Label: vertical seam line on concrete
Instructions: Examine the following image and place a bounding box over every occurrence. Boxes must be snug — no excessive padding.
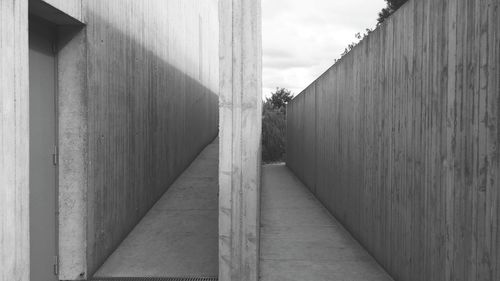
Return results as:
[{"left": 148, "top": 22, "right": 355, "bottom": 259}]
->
[{"left": 238, "top": 0, "right": 244, "bottom": 275}]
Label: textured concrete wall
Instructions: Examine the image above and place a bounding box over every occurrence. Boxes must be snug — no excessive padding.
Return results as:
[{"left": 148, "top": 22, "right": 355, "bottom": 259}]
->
[
  {"left": 1, "top": 0, "right": 219, "bottom": 280},
  {"left": 0, "top": 1, "right": 30, "bottom": 281},
  {"left": 57, "top": 25, "right": 88, "bottom": 280},
  {"left": 219, "top": 0, "right": 262, "bottom": 280},
  {"left": 287, "top": 0, "right": 500, "bottom": 280},
  {"left": 2, "top": 2, "right": 84, "bottom": 280},
  {"left": 84, "top": 0, "right": 219, "bottom": 276}
]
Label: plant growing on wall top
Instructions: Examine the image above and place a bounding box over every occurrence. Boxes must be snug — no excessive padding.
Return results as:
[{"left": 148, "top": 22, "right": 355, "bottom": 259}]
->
[
  {"left": 377, "top": 0, "right": 409, "bottom": 24},
  {"left": 334, "top": 0, "right": 409, "bottom": 63}
]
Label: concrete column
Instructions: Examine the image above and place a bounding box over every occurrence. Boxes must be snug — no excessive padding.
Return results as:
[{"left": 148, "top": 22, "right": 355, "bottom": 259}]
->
[
  {"left": 218, "top": 0, "right": 262, "bottom": 280},
  {"left": 0, "top": 1, "right": 30, "bottom": 281}
]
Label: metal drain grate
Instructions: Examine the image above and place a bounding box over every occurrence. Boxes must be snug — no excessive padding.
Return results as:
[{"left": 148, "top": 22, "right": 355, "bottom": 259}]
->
[{"left": 92, "top": 277, "right": 218, "bottom": 281}]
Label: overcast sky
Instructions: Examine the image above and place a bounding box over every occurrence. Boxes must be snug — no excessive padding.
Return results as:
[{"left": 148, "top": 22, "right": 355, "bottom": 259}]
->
[{"left": 262, "top": 0, "right": 387, "bottom": 98}]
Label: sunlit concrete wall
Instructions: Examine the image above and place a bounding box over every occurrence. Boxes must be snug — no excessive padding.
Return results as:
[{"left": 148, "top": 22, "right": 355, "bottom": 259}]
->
[
  {"left": 218, "top": 0, "right": 262, "bottom": 280},
  {"left": 0, "top": 1, "right": 30, "bottom": 281}
]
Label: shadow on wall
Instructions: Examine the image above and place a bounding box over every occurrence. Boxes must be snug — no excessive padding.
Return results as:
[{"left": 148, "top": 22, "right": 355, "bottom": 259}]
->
[{"left": 83, "top": 10, "right": 219, "bottom": 275}]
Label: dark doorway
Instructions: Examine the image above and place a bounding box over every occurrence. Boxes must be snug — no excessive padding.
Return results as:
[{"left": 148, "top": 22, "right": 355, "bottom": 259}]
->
[{"left": 29, "top": 17, "right": 58, "bottom": 281}]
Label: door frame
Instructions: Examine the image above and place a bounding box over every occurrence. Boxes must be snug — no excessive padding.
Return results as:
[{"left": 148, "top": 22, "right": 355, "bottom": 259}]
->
[{"left": 29, "top": 1, "right": 88, "bottom": 280}]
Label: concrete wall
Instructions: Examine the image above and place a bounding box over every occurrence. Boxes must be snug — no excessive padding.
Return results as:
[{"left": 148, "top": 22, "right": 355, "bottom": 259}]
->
[
  {"left": 84, "top": 0, "right": 219, "bottom": 276},
  {"left": 219, "top": 0, "right": 262, "bottom": 280},
  {"left": 57, "top": 25, "right": 88, "bottom": 280},
  {"left": 2, "top": 1, "right": 84, "bottom": 280},
  {"left": 2, "top": 0, "right": 218, "bottom": 280},
  {"left": 3, "top": 0, "right": 227, "bottom": 280},
  {"left": 287, "top": 0, "right": 500, "bottom": 280},
  {"left": 0, "top": 1, "right": 30, "bottom": 281}
]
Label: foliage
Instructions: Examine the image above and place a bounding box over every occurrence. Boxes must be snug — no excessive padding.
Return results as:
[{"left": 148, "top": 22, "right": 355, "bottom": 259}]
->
[
  {"left": 266, "top": 87, "right": 293, "bottom": 111},
  {"left": 334, "top": 0, "right": 408, "bottom": 63},
  {"left": 262, "top": 106, "right": 286, "bottom": 163},
  {"left": 377, "top": 0, "right": 409, "bottom": 24},
  {"left": 262, "top": 88, "right": 294, "bottom": 163}
]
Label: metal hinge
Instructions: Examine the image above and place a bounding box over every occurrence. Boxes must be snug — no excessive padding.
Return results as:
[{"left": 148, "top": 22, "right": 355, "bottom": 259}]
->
[
  {"left": 52, "top": 145, "right": 58, "bottom": 166},
  {"left": 53, "top": 255, "right": 59, "bottom": 276}
]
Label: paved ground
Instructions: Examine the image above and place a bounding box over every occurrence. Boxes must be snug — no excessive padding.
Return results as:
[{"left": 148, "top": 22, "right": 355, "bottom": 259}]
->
[
  {"left": 94, "top": 139, "right": 218, "bottom": 278},
  {"left": 260, "top": 164, "right": 394, "bottom": 281}
]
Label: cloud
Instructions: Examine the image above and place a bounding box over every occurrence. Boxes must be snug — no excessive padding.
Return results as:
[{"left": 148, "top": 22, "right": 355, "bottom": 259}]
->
[
  {"left": 264, "top": 57, "right": 313, "bottom": 70},
  {"left": 262, "top": 0, "right": 387, "bottom": 98}
]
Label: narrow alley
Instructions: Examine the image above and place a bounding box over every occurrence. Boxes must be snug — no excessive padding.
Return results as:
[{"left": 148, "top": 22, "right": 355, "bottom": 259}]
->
[
  {"left": 94, "top": 140, "right": 219, "bottom": 279},
  {"left": 260, "top": 164, "right": 393, "bottom": 281}
]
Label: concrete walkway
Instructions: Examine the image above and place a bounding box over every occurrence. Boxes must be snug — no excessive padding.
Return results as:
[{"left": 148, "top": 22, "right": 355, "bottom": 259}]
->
[
  {"left": 94, "top": 139, "right": 219, "bottom": 278},
  {"left": 260, "top": 164, "right": 393, "bottom": 281}
]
